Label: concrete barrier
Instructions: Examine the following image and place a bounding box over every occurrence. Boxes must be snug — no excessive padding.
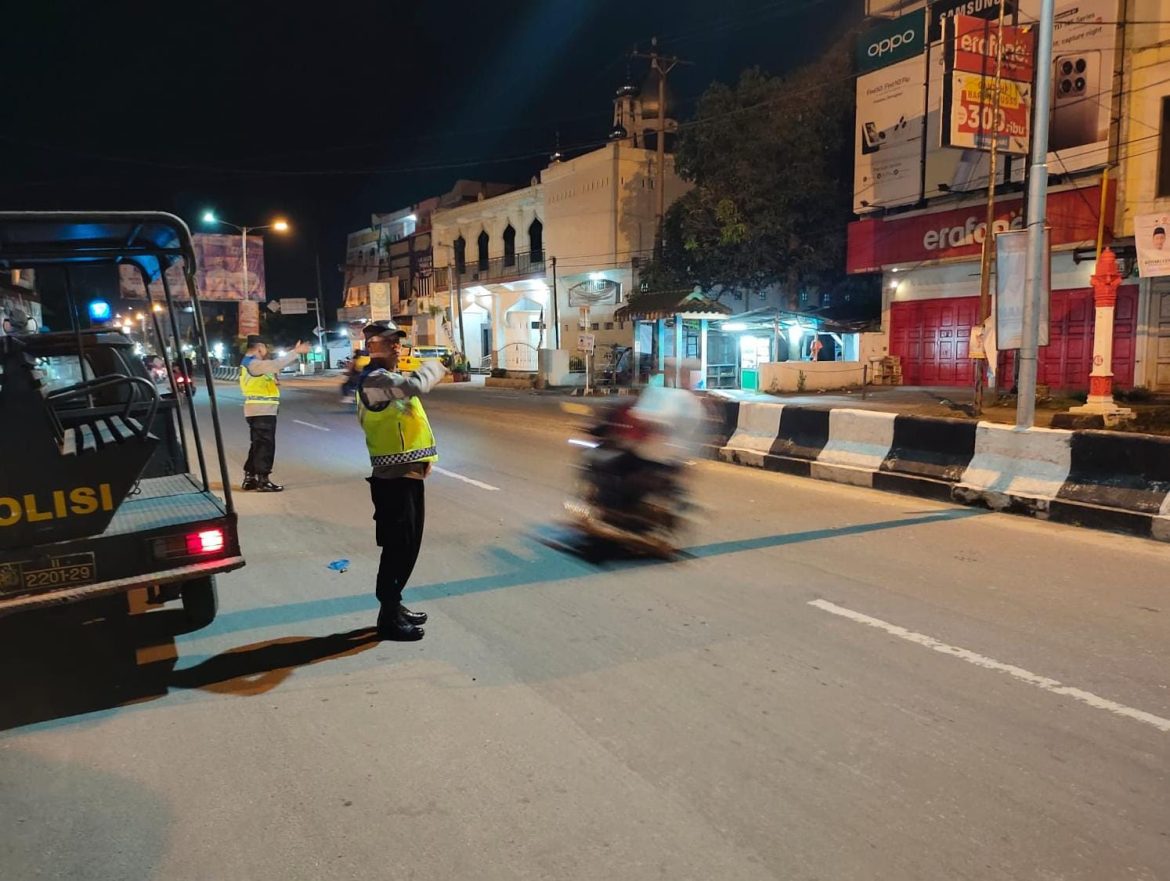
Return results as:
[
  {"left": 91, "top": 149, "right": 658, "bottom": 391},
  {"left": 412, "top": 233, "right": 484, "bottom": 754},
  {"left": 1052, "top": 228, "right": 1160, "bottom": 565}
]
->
[
  {"left": 954, "top": 424, "right": 1072, "bottom": 514},
  {"left": 876, "top": 415, "right": 977, "bottom": 500},
  {"left": 1050, "top": 431, "right": 1170, "bottom": 537},
  {"left": 771, "top": 407, "right": 831, "bottom": 467},
  {"left": 709, "top": 399, "right": 1170, "bottom": 544},
  {"left": 721, "top": 402, "right": 784, "bottom": 470},
  {"left": 812, "top": 409, "right": 896, "bottom": 487}
]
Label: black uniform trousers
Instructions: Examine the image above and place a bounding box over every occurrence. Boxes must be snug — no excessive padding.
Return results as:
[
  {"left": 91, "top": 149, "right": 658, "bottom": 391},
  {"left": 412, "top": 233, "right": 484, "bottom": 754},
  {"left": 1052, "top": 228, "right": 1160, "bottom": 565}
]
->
[
  {"left": 368, "top": 476, "right": 426, "bottom": 609},
  {"left": 244, "top": 415, "right": 277, "bottom": 476}
]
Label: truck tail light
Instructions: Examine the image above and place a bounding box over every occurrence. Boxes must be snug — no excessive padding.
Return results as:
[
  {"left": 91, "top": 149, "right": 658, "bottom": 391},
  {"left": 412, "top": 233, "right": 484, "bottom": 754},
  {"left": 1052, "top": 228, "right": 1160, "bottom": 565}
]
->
[{"left": 153, "top": 528, "right": 227, "bottom": 560}]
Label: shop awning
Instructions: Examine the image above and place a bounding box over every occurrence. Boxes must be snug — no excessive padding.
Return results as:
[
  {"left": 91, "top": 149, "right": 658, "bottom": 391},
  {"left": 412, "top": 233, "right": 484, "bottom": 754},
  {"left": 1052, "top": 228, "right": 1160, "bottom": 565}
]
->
[{"left": 615, "top": 290, "right": 731, "bottom": 322}]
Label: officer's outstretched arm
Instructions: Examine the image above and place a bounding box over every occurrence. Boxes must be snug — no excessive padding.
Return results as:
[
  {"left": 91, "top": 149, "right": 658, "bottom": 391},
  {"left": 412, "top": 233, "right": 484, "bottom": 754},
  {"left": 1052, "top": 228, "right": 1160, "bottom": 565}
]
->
[{"left": 359, "top": 361, "right": 446, "bottom": 407}]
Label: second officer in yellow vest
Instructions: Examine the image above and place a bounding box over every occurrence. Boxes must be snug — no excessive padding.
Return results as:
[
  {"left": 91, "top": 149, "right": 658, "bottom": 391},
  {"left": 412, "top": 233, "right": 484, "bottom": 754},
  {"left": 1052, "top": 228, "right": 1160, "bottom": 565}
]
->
[
  {"left": 357, "top": 321, "right": 447, "bottom": 641},
  {"left": 239, "top": 334, "right": 309, "bottom": 492}
]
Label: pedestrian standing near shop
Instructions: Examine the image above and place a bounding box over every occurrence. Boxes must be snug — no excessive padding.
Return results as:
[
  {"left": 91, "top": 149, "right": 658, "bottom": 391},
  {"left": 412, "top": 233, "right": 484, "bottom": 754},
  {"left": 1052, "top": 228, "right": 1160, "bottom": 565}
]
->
[
  {"left": 239, "top": 334, "right": 309, "bottom": 492},
  {"left": 356, "top": 321, "right": 446, "bottom": 641}
]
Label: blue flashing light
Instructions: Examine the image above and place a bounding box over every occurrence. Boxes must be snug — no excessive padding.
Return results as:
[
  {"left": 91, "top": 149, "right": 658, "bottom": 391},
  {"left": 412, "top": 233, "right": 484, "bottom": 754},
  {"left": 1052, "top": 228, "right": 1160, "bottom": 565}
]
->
[{"left": 88, "top": 299, "right": 111, "bottom": 322}]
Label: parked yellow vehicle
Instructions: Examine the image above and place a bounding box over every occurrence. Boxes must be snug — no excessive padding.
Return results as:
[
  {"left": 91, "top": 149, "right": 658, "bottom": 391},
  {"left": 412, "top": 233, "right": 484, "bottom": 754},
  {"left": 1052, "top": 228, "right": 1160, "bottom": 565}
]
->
[{"left": 397, "top": 345, "right": 452, "bottom": 375}]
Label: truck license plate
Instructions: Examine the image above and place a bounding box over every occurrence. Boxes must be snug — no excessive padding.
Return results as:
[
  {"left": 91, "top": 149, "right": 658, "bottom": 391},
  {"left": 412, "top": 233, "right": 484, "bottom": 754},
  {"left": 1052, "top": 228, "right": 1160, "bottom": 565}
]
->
[{"left": 0, "top": 553, "right": 97, "bottom": 593}]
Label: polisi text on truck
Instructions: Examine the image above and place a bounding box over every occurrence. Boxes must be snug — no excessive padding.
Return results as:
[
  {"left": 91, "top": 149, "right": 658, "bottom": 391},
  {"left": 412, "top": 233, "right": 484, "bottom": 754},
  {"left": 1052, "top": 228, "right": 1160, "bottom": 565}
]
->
[
  {"left": 868, "top": 28, "right": 918, "bottom": 58},
  {"left": 0, "top": 484, "right": 115, "bottom": 527}
]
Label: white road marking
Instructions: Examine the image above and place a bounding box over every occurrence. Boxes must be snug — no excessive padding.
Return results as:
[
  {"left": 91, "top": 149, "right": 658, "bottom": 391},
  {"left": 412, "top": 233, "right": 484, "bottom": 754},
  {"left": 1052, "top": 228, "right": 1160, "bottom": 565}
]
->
[
  {"left": 808, "top": 599, "right": 1170, "bottom": 734},
  {"left": 293, "top": 419, "right": 331, "bottom": 432},
  {"left": 433, "top": 466, "right": 499, "bottom": 491}
]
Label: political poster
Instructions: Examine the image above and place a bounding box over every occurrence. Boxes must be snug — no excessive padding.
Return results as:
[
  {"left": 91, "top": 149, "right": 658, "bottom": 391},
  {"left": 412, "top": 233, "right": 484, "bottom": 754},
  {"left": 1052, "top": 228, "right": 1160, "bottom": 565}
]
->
[
  {"left": 238, "top": 300, "right": 260, "bottom": 338},
  {"left": 1134, "top": 213, "right": 1170, "bottom": 278}
]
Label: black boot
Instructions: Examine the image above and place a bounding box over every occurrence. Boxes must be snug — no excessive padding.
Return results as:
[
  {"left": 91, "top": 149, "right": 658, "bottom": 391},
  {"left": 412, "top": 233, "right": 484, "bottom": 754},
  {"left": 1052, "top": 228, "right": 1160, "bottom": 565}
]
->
[
  {"left": 241, "top": 473, "right": 258, "bottom": 491},
  {"left": 377, "top": 611, "right": 424, "bottom": 641},
  {"left": 255, "top": 476, "right": 284, "bottom": 492},
  {"left": 399, "top": 604, "right": 427, "bottom": 625}
]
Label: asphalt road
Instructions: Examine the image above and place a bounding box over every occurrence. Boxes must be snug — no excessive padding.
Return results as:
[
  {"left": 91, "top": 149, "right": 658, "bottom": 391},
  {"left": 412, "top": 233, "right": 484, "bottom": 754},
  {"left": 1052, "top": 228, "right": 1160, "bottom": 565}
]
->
[{"left": 2, "top": 377, "right": 1168, "bottom": 881}]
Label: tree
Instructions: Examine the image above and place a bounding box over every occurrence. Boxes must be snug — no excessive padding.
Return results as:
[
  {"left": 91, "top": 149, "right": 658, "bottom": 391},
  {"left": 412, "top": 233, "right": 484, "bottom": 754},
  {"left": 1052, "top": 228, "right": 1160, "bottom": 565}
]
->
[{"left": 639, "top": 37, "right": 860, "bottom": 308}]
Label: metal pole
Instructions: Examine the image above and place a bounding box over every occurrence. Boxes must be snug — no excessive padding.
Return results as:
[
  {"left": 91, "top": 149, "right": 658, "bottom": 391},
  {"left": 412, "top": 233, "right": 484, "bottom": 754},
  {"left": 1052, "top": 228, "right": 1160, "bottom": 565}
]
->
[
  {"left": 550, "top": 255, "right": 560, "bottom": 349},
  {"left": 1095, "top": 166, "right": 1110, "bottom": 260},
  {"left": 1016, "top": 0, "right": 1055, "bottom": 430},
  {"left": 454, "top": 257, "right": 467, "bottom": 356},
  {"left": 241, "top": 227, "right": 249, "bottom": 308},
  {"left": 656, "top": 44, "right": 666, "bottom": 252},
  {"left": 974, "top": 1, "right": 1009, "bottom": 416}
]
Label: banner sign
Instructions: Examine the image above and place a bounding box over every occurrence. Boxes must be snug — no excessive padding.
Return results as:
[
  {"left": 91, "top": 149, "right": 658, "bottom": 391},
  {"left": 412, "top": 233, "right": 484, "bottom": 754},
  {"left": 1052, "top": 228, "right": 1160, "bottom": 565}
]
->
[
  {"left": 118, "top": 233, "right": 266, "bottom": 301},
  {"left": 1134, "top": 213, "right": 1170, "bottom": 278},
  {"left": 944, "top": 72, "right": 1032, "bottom": 153},
  {"left": 942, "top": 16, "right": 1034, "bottom": 155},
  {"left": 995, "top": 227, "right": 1050, "bottom": 349},
  {"left": 238, "top": 300, "right": 260, "bottom": 338},
  {"left": 567, "top": 278, "right": 621, "bottom": 307},
  {"left": 853, "top": 55, "right": 926, "bottom": 213},
  {"left": 856, "top": 15, "right": 926, "bottom": 74}
]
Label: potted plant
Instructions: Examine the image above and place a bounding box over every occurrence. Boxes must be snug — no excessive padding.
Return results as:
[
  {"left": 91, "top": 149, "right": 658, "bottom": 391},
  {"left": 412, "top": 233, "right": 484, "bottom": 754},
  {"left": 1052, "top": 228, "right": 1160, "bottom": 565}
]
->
[{"left": 451, "top": 354, "right": 471, "bottom": 382}]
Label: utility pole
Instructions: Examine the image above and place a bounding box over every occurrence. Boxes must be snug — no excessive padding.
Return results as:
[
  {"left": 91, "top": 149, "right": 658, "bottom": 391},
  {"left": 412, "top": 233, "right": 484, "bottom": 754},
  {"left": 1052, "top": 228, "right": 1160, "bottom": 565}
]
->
[
  {"left": 632, "top": 38, "right": 690, "bottom": 256},
  {"left": 1017, "top": 0, "right": 1056, "bottom": 430},
  {"left": 974, "top": 0, "right": 1009, "bottom": 417}
]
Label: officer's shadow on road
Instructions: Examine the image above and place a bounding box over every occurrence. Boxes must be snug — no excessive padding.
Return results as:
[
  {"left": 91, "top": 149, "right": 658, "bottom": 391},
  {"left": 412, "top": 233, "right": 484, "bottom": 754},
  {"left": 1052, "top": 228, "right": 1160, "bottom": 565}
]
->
[{"left": 0, "top": 594, "right": 381, "bottom": 733}]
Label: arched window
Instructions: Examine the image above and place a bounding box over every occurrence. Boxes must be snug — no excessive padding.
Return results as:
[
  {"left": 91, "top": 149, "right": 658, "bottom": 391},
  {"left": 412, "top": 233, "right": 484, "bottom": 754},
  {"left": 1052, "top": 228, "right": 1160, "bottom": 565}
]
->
[
  {"left": 529, "top": 218, "right": 543, "bottom": 263},
  {"left": 477, "top": 230, "right": 490, "bottom": 271},
  {"left": 502, "top": 224, "right": 516, "bottom": 267},
  {"left": 453, "top": 236, "right": 466, "bottom": 273}
]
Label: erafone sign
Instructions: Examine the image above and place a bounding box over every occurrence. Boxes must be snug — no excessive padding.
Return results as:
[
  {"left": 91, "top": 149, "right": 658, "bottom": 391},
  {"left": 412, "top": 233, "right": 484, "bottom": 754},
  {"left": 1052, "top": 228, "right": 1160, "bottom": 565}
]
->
[
  {"left": 845, "top": 184, "right": 1111, "bottom": 273},
  {"left": 941, "top": 15, "right": 1034, "bottom": 155},
  {"left": 856, "top": 16, "right": 926, "bottom": 74}
]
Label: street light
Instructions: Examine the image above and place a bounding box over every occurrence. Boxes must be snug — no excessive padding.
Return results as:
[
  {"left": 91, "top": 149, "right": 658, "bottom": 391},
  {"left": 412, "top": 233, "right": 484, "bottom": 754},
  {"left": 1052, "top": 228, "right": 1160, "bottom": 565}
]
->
[{"left": 201, "top": 210, "right": 291, "bottom": 302}]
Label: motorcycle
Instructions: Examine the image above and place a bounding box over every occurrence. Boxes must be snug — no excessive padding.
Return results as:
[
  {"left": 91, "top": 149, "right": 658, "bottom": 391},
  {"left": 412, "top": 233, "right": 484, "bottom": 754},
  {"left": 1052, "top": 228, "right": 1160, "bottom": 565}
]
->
[{"left": 562, "top": 400, "right": 698, "bottom": 558}]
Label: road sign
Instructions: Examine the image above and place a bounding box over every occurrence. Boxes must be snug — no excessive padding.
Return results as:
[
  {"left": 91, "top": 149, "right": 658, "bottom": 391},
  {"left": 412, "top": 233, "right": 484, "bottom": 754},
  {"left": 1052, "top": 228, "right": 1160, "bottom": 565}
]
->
[
  {"left": 279, "top": 297, "right": 308, "bottom": 315},
  {"left": 267, "top": 300, "right": 280, "bottom": 313},
  {"left": 577, "top": 333, "right": 596, "bottom": 354}
]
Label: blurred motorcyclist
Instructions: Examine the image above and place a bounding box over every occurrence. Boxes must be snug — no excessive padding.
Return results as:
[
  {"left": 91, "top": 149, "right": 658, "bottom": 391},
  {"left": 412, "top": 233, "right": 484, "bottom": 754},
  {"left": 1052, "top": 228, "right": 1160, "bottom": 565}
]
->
[{"left": 580, "top": 378, "right": 703, "bottom": 524}]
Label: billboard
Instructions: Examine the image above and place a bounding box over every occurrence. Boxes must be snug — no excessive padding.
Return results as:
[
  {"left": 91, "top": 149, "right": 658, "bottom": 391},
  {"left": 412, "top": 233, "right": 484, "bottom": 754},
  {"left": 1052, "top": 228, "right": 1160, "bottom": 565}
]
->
[
  {"left": 856, "top": 14, "right": 926, "bottom": 74},
  {"left": 854, "top": 53, "right": 926, "bottom": 213},
  {"left": 942, "top": 16, "right": 1035, "bottom": 154},
  {"left": 1017, "top": 0, "right": 1121, "bottom": 175},
  {"left": 344, "top": 228, "right": 382, "bottom": 290},
  {"left": 1134, "top": 213, "right": 1170, "bottom": 278},
  {"left": 119, "top": 233, "right": 266, "bottom": 301}
]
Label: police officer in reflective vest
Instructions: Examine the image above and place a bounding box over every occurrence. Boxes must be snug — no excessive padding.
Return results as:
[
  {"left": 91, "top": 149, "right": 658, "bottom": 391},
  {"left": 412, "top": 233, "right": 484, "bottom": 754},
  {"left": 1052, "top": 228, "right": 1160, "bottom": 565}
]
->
[
  {"left": 357, "top": 321, "right": 446, "bottom": 641},
  {"left": 239, "top": 334, "right": 309, "bottom": 492}
]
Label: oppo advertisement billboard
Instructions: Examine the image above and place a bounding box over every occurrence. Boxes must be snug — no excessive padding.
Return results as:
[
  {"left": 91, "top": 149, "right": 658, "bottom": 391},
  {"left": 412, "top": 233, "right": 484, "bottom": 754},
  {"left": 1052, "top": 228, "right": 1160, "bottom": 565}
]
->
[{"left": 853, "top": 0, "right": 1119, "bottom": 213}]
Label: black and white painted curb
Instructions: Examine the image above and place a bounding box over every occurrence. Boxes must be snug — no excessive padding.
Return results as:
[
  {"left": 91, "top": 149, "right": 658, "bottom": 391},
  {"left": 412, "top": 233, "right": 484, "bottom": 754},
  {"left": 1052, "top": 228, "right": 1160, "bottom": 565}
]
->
[{"left": 711, "top": 399, "right": 1170, "bottom": 543}]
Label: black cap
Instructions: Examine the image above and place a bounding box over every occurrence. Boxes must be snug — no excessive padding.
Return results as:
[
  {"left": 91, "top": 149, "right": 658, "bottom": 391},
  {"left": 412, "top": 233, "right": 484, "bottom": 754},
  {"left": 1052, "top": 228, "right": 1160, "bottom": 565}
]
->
[
  {"left": 1155, "top": 227, "right": 1166, "bottom": 236},
  {"left": 246, "top": 334, "right": 267, "bottom": 348},
  {"left": 362, "top": 321, "right": 407, "bottom": 340}
]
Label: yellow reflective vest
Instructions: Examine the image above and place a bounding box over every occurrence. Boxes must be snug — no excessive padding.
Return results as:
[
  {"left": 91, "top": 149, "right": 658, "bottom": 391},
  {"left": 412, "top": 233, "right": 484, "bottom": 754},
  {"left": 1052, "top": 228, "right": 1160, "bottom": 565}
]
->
[
  {"left": 239, "top": 359, "right": 280, "bottom": 405},
  {"left": 357, "top": 380, "right": 437, "bottom": 468}
]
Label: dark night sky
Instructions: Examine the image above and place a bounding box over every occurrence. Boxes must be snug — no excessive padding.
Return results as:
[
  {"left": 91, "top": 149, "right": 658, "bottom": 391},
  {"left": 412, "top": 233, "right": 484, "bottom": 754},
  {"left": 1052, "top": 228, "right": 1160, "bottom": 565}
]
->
[{"left": 1, "top": 0, "right": 857, "bottom": 314}]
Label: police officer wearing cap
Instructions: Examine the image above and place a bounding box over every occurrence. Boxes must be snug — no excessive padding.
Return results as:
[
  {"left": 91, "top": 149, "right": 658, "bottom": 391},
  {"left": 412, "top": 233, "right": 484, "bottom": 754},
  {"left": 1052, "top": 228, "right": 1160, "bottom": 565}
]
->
[
  {"left": 239, "top": 334, "right": 309, "bottom": 491},
  {"left": 357, "top": 321, "right": 447, "bottom": 641}
]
